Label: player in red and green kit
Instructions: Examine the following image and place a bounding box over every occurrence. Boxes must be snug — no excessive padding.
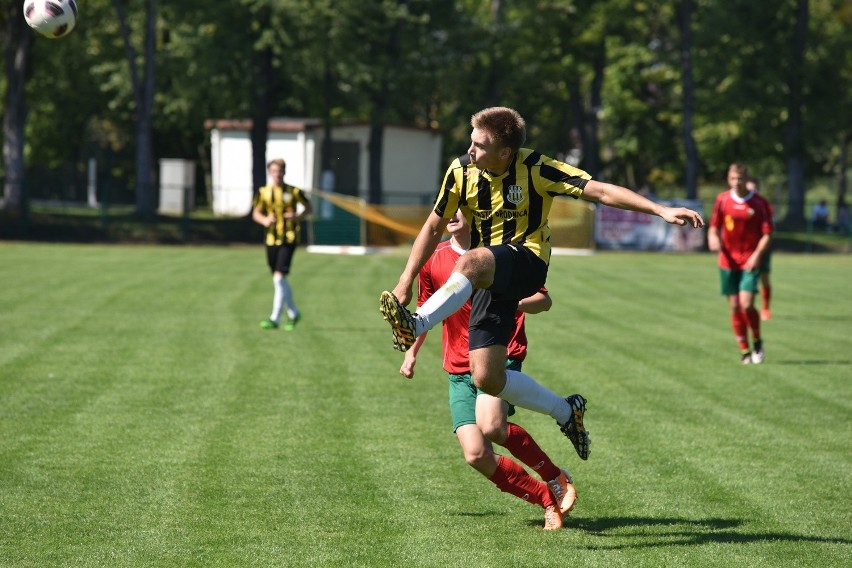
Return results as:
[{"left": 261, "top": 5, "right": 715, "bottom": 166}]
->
[
  {"left": 708, "top": 163, "right": 773, "bottom": 364},
  {"left": 399, "top": 210, "right": 576, "bottom": 530}
]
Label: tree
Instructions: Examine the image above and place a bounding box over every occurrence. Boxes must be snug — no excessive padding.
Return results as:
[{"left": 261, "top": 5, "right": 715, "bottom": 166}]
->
[
  {"left": 2, "top": 0, "right": 33, "bottom": 212},
  {"left": 783, "top": 0, "right": 808, "bottom": 226},
  {"left": 678, "top": 0, "right": 699, "bottom": 199},
  {"left": 113, "top": 0, "right": 156, "bottom": 218}
]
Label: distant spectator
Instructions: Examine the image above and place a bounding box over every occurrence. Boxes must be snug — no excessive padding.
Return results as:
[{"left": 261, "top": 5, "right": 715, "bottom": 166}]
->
[{"left": 812, "top": 200, "right": 830, "bottom": 231}]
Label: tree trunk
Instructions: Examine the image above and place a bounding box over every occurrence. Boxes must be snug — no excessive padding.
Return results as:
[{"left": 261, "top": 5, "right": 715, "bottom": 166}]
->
[
  {"left": 837, "top": 132, "right": 849, "bottom": 209},
  {"left": 679, "top": 0, "right": 699, "bottom": 199},
  {"left": 250, "top": 42, "right": 274, "bottom": 199},
  {"left": 367, "top": 118, "right": 384, "bottom": 205},
  {"left": 586, "top": 42, "right": 604, "bottom": 179},
  {"left": 114, "top": 0, "right": 157, "bottom": 219},
  {"left": 783, "top": 0, "right": 808, "bottom": 227},
  {"left": 366, "top": 0, "right": 407, "bottom": 205},
  {"left": 2, "top": 6, "right": 33, "bottom": 212}
]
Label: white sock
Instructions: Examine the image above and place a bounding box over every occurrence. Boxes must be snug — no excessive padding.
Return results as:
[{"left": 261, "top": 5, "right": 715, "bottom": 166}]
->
[
  {"left": 270, "top": 274, "right": 284, "bottom": 323},
  {"left": 278, "top": 276, "right": 297, "bottom": 319},
  {"left": 498, "top": 370, "right": 572, "bottom": 424},
  {"left": 415, "top": 272, "right": 472, "bottom": 335}
]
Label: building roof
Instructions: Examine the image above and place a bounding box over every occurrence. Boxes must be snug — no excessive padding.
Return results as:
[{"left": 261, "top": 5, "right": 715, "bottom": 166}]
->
[{"left": 204, "top": 117, "right": 323, "bottom": 132}]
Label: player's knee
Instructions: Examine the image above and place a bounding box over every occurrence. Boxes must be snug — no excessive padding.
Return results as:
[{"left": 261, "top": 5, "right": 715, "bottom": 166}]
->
[
  {"left": 463, "top": 446, "right": 492, "bottom": 469},
  {"left": 456, "top": 249, "right": 493, "bottom": 285},
  {"left": 479, "top": 421, "right": 508, "bottom": 445}
]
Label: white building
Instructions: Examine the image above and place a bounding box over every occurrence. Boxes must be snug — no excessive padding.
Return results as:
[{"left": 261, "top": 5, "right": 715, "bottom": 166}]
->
[{"left": 206, "top": 118, "right": 443, "bottom": 216}]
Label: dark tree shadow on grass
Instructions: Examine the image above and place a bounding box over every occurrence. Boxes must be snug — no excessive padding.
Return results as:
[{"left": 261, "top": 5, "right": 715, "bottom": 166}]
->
[{"left": 555, "top": 516, "right": 851, "bottom": 549}]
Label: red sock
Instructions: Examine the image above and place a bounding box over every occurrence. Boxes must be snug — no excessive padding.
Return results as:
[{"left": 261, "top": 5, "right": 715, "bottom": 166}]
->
[
  {"left": 761, "top": 285, "right": 771, "bottom": 310},
  {"left": 744, "top": 306, "right": 761, "bottom": 340},
  {"left": 731, "top": 309, "right": 749, "bottom": 351},
  {"left": 489, "top": 455, "right": 554, "bottom": 509},
  {"left": 502, "top": 423, "right": 561, "bottom": 482}
]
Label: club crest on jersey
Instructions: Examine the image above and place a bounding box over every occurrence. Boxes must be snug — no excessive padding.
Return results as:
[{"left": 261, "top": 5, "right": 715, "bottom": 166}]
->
[{"left": 506, "top": 185, "right": 524, "bottom": 204}]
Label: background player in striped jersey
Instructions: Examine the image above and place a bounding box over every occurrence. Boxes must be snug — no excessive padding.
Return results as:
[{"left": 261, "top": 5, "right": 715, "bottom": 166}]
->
[
  {"left": 708, "top": 163, "right": 773, "bottom": 364},
  {"left": 252, "top": 158, "right": 313, "bottom": 331},
  {"left": 380, "top": 106, "right": 705, "bottom": 456},
  {"left": 400, "top": 210, "right": 575, "bottom": 530}
]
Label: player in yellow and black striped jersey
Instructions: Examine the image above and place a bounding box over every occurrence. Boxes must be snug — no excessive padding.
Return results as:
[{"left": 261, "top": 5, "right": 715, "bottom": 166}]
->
[
  {"left": 433, "top": 148, "right": 591, "bottom": 265},
  {"left": 252, "top": 158, "right": 312, "bottom": 331},
  {"left": 380, "top": 106, "right": 705, "bottom": 462}
]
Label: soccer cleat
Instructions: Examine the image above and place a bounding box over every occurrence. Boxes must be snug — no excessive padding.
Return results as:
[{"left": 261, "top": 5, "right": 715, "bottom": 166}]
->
[
  {"left": 751, "top": 341, "right": 765, "bottom": 364},
  {"left": 543, "top": 504, "right": 564, "bottom": 531},
  {"left": 260, "top": 319, "right": 279, "bottom": 330},
  {"left": 761, "top": 308, "right": 772, "bottom": 321},
  {"left": 284, "top": 313, "right": 301, "bottom": 332},
  {"left": 558, "top": 395, "right": 590, "bottom": 461},
  {"left": 379, "top": 291, "right": 417, "bottom": 352},
  {"left": 740, "top": 352, "right": 752, "bottom": 365},
  {"left": 547, "top": 469, "right": 577, "bottom": 515}
]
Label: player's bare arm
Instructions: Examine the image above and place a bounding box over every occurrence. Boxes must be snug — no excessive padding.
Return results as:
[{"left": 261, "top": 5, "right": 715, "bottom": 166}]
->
[
  {"left": 744, "top": 233, "right": 772, "bottom": 271},
  {"left": 707, "top": 226, "right": 721, "bottom": 252},
  {"left": 251, "top": 206, "right": 274, "bottom": 228},
  {"left": 517, "top": 291, "right": 552, "bottom": 314},
  {"left": 399, "top": 331, "right": 429, "bottom": 379},
  {"left": 583, "top": 180, "right": 705, "bottom": 228},
  {"left": 392, "top": 212, "right": 449, "bottom": 305}
]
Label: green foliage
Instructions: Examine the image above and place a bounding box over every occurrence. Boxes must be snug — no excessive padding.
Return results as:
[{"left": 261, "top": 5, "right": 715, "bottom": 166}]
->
[
  {"left": 1, "top": 244, "right": 850, "bottom": 566},
  {"left": 2, "top": 0, "right": 849, "bottom": 200}
]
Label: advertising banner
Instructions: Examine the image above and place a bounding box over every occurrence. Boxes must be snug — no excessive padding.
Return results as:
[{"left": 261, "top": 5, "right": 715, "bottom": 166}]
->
[{"left": 595, "top": 199, "right": 706, "bottom": 251}]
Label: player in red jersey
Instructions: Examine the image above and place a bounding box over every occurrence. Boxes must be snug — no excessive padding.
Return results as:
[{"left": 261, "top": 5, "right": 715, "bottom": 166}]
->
[
  {"left": 708, "top": 163, "right": 773, "bottom": 364},
  {"left": 400, "top": 210, "right": 576, "bottom": 530}
]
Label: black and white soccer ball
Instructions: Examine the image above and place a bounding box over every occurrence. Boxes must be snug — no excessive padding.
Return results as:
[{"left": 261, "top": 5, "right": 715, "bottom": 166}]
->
[{"left": 23, "top": 0, "right": 78, "bottom": 39}]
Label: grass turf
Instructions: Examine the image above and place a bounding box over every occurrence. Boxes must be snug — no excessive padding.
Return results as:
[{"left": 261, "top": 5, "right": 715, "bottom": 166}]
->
[{"left": 0, "top": 243, "right": 850, "bottom": 567}]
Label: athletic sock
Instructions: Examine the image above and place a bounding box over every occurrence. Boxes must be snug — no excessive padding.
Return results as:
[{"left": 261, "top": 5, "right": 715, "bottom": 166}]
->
[
  {"left": 488, "top": 455, "right": 554, "bottom": 509},
  {"left": 498, "top": 370, "right": 572, "bottom": 424},
  {"left": 414, "top": 272, "right": 472, "bottom": 335},
  {"left": 270, "top": 274, "right": 285, "bottom": 323},
  {"left": 277, "top": 275, "right": 297, "bottom": 319},
  {"left": 731, "top": 309, "right": 749, "bottom": 351},
  {"left": 744, "top": 305, "right": 761, "bottom": 340},
  {"left": 502, "top": 423, "right": 561, "bottom": 482}
]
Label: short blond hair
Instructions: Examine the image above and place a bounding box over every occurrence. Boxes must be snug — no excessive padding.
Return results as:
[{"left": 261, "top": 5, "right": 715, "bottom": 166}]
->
[
  {"left": 471, "top": 107, "right": 526, "bottom": 152},
  {"left": 267, "top": 158, "right": 286, "bottom": 171}
]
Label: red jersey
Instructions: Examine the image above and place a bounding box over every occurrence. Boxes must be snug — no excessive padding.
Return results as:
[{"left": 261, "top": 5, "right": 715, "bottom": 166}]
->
[
  {"left": 418, "top": 238, "right": 538, "bottom": 374},
  {"left": 710, "top": 189, "right": 773, "bottom": 270}
]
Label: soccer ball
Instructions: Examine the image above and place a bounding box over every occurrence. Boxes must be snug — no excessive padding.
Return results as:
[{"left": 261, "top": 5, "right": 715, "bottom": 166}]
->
[{"left": 23, "top": 0, "right": 78, "bottom": 39}]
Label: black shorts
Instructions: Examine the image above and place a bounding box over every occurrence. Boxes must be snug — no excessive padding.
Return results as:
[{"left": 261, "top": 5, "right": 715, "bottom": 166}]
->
[
  {"left": 266, "top": 243, "right": 297, "bottom": 274},
  {"left": 469, "top": 245, "right": 548, "bottom": 350}
]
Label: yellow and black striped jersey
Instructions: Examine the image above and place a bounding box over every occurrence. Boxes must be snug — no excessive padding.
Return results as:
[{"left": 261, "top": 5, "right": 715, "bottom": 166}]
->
[
  {"left": 253, "top": 184, "right": 310, "bottom": 246},
  {"left": 433, "top": 149, "right": 591, "bottom": 263}
]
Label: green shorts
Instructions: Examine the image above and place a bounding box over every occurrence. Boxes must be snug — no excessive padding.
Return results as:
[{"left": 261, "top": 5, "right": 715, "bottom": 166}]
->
[
  {"left": 448, "top": 358, "right": 520, "bottom": 433},
  {"left": 719, "top": 268, "right": 761, "bottom": 296}
]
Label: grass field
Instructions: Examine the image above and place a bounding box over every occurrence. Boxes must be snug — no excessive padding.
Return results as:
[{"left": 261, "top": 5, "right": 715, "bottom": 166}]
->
[{"left": 1, "top": 243, "right": 850, "bottom": 567}]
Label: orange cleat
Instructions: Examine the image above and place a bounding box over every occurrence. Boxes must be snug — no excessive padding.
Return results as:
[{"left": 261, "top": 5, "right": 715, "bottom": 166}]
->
[
  {"left": 547, "top": 469, "right": 577, "bottom": 515},
  {"left": 543, "top": 504, "right": 564, "bottom": 530}
]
